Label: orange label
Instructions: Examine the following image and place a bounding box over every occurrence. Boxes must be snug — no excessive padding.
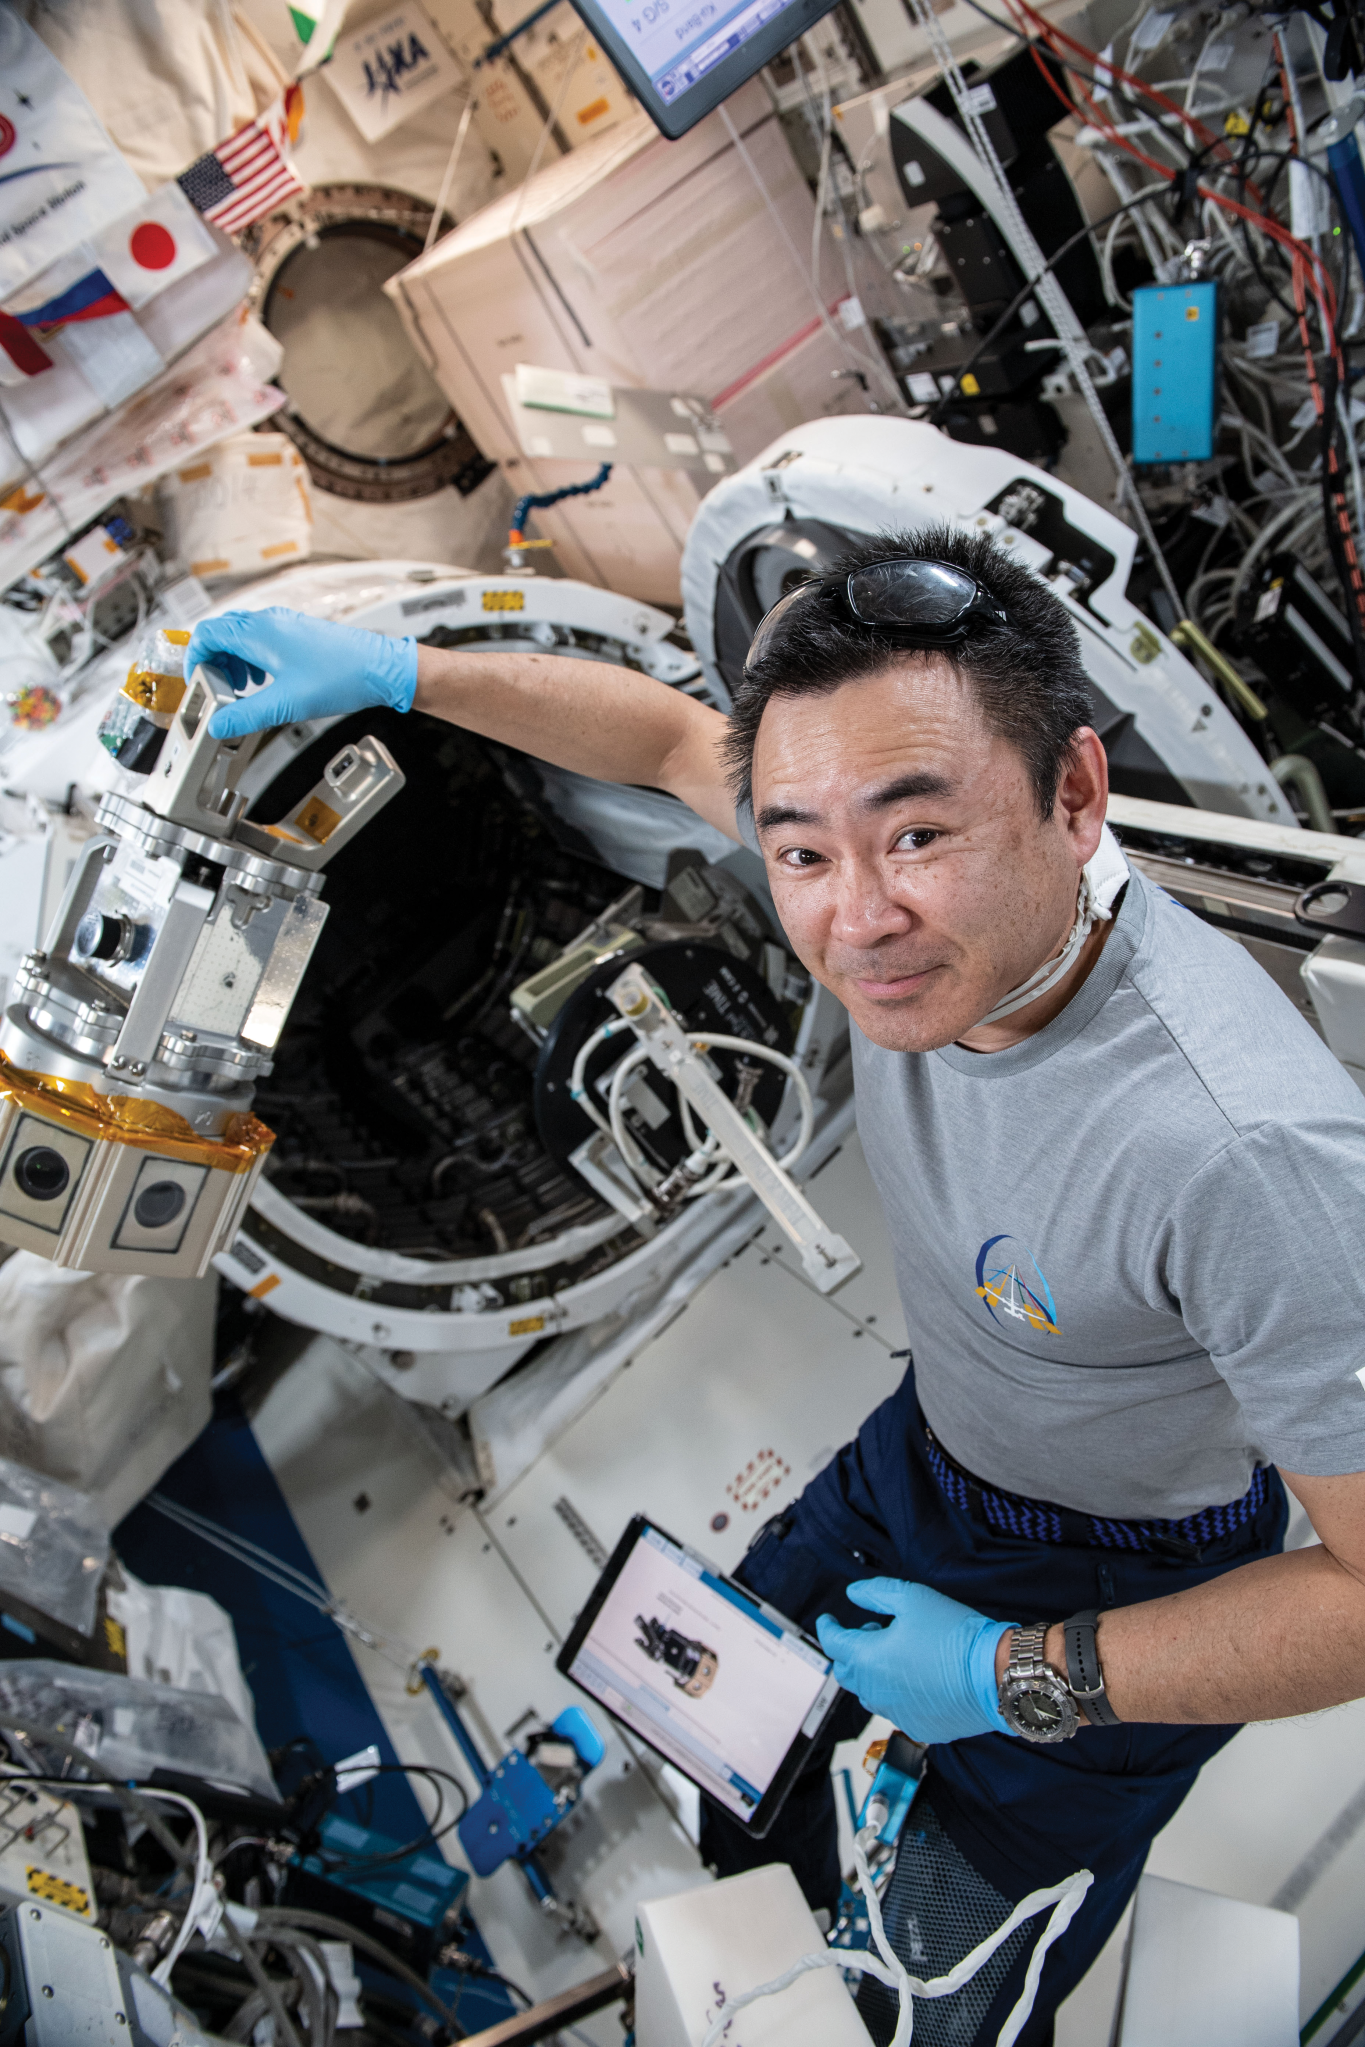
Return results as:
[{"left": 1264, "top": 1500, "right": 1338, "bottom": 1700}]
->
[
  {"left": 295, "top": 795, "right": 341, "bottom": 843},
  {"left": 577, "top": 97, "right": 610, "bottom": 124}
]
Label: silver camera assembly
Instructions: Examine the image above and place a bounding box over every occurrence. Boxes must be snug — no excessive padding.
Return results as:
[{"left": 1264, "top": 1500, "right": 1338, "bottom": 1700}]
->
[{"left": 0, "top": 658, "right": 403, "bottom": 1278}]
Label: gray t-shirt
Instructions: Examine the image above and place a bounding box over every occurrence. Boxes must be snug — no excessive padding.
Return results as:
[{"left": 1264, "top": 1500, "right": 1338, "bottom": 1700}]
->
[{"left": 842, "top": 865, "right": 1365, "bottom": 1518}]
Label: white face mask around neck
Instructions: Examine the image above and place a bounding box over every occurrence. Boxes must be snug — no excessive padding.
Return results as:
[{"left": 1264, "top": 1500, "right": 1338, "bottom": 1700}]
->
[{"left": 973, "top": 824, "right": 1130, "bottom": 1031}]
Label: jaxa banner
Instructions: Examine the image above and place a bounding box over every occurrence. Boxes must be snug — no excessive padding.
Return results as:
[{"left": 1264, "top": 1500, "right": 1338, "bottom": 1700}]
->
[
  {"left": 325, "top": 3, "right": 462, "bottom": 143},
  {"left": 0, "top": 9, "right": 146, "bottom": 300}
]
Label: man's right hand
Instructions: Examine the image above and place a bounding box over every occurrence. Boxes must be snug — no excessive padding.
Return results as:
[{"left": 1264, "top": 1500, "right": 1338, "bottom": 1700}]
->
[{"left": 187, "top": 608, "right": 419, "bottom": 739}]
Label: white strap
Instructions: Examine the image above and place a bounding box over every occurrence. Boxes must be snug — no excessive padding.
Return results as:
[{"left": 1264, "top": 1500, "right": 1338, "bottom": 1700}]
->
[
  {"left": 975, "top": 825, "right": 1129, "bottom": 1029},
  {"left": 699, "top": 1833, "right": 1094, "bottom": 2047}
]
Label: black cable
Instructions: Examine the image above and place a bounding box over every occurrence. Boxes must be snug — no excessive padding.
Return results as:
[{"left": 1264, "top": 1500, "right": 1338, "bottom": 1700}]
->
[
  {"left": 1240, "top": 146, "right": 1351, "bottom": 310},
  {"left": 441, "top": 1955, "right": 532, "bottom": 2008},
  {"left": 319, "top": 1761, "right": 470, "bottom": 1876},
  {"left": 925, "top": 189, "right": 1160, "bottom": 424}
]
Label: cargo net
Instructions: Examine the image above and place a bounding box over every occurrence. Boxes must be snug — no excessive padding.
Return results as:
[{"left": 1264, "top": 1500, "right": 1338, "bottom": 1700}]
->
[
  {"left": 250, "top": 705, "right": 627, "bottom": 1261},
  {"left": 856, "top": 1801, "right": 1035, "bottom": 2047}
]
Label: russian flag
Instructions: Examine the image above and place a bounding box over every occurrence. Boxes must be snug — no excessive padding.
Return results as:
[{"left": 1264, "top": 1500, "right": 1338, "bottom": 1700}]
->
[{"left": 14, "top": 266, "right": 130, "bottom": 330}]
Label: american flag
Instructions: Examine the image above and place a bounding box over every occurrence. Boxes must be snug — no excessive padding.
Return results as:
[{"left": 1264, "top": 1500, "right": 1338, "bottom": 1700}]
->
[{"left": 177, "top": 90, "right": 305, "bottom": 237}]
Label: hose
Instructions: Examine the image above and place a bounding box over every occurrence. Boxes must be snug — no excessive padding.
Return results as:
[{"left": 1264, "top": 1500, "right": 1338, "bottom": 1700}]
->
[
  {"left": 251, "top": 1906, "right": 461, "bottom": 2029},
  {"left": 509, "top": 463, "right": 613, "bottom": 544},
  {"left": 1272, "top": 752, "right": 1336, "bottom": 834}
]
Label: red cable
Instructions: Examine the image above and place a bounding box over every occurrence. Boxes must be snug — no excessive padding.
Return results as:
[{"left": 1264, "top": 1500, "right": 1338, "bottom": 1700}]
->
[
  {"left": 995, "top": 0, "right": 1335, "bottom": 327},
  {"left": 1004, "top": 0, "right": 1239, "bottom": 166}
]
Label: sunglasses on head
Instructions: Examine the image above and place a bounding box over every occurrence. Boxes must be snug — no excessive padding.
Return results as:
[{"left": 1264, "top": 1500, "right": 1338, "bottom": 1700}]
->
[{"left": 744, "top": 558, "right": 1009, "bottom": 676}]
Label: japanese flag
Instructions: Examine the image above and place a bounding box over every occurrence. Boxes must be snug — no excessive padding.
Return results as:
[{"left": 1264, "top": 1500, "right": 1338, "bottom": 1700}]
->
[{"left": 93, "top": 185, "right": 218, "bottom": 311}]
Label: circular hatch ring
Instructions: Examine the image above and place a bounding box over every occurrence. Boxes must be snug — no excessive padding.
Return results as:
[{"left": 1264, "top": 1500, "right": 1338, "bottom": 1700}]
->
[{"left": 241, "top": 183, "right": 494, "bottom": 505}]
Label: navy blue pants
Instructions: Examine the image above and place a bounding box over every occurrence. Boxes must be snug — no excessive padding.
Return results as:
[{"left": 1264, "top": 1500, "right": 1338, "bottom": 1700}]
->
[{"left": 699, "top": 1365, "right": 1288, "bottom": 2044}]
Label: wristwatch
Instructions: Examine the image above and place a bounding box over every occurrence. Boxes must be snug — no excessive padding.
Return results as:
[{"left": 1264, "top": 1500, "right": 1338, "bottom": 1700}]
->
[
  {"left": 997, "top": 1623, "right": 1081, "bottom": 1742},
  {"left": 997, "top": 1614, "right": 1121, "bottom": 1740}
]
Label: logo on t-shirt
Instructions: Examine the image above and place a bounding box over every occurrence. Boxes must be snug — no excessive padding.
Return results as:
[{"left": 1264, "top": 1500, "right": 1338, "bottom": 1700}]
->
[{"left": 974, "top": 1235, "right": 1061, "bottom": 1336}]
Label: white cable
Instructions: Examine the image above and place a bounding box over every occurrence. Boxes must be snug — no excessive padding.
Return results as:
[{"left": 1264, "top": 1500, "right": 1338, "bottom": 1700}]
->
[
  {"left": 573, "top": 1016, "right": 814, "bottom": 1197},
  {"left": 146, "top": 1495, "right": 423, "bottom": 1672},
  {"left": 699, "top": 1833, "right": 1093, "bottom": 2047},
  {"left": 604, "top": 1033, "right": 815, "bottom": 1200},
  {"left": 680, "top": 1032, "right": 816, "bottom": 1169},
  {"left": 139, "top": 1787, "right": 217, "bottom": 1988},
  {"left": 424, "top": 94, "right": 478, "bottom": 254},
  {"left": 800, "top": 39, "right": 903, "bottom": 406},
  {"left": 718, "top": 102, "right": 883, "bottom": 396},
  {"left": 809, "top": 43, "right": 834, "bottom": 303},
  {"left": 508, "top": 27, "right": 585, "bottom": 240}
]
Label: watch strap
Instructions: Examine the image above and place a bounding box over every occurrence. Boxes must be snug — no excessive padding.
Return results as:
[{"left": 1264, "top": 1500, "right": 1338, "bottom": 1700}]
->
[
  {"left": 1062, "top": 1609, "right": 1121, "bottom": 1727},
  {"left": 1007, "top": 1623, "right": 1050, "bottom": 1681}
]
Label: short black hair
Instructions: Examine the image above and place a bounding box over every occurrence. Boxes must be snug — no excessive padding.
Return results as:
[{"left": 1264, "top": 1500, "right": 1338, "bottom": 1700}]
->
[{"left": 722, "top": 524, "right": 1094, "bottom": 822}]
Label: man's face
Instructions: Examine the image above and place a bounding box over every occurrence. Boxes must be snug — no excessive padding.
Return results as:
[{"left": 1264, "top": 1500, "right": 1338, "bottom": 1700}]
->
[{"left": 751, "top": 657, "right": 1103, "bottom": 1053}]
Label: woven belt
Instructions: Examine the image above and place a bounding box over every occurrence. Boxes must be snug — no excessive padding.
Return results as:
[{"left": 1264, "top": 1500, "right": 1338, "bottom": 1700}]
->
[{"left": 923, "top": 1425, "right": 1270, "bottom": 1557}]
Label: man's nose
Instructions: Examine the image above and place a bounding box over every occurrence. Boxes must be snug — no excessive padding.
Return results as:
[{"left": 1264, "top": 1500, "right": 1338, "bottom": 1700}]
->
[{"left": 829, "top": 858, "right": 914, "bottom": 949}]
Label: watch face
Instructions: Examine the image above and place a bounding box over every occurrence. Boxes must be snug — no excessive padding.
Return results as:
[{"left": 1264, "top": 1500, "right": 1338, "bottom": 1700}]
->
[
  {"left": 1018, "top": 1686, "right": 1067, "bottom": 1733},
  {"left": 1003, "top": 1677, "right": 1078, "bottom": 1742}
]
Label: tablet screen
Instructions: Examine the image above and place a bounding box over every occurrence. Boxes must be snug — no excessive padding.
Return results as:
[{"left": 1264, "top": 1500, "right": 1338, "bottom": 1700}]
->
[
  {"left": 565, "top": 0, "right": 842, "bottom": 138},
  {"left": 559, "top": 1520, "right": 838, "bottom": 1827},
  {"left": 594, "top": 0, "right": 806, "bottom": 113}
]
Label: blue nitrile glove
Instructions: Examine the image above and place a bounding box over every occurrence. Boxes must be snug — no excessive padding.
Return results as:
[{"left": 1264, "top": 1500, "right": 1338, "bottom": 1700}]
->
[
  {"left": 187, "top": 607, "right": 418, "bottom": 739},
  {"left": 815, "top": 1578, "right": 1015, "bottom": 1744}
]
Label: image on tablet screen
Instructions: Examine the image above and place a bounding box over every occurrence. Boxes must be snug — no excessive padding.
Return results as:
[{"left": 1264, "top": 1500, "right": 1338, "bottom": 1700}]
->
[{"left": 566, "top": 1524, "right": 831, "bottom": 1821}]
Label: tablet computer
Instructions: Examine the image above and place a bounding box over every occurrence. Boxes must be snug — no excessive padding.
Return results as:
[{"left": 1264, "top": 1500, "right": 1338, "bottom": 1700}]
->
[
  {"left": 566, "top": 0, "right": 842, "bottom": 140},
  {"left": 556, "top": 1515, "right": 841, "bottom": 1836}
]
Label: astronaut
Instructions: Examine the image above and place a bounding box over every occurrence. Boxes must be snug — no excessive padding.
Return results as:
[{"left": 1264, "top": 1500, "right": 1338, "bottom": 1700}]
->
[{"left": 187, "top": 528, "right": 1365, "bottom": 2042}]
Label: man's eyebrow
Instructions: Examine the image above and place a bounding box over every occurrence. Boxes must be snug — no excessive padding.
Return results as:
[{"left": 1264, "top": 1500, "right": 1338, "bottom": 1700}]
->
[
  {"left": 861, "top": 770, "right": 954, "bottom": 811},
  {"left": 755, "top": 772, "right": 954, "bottom": 835},
  {"left": 755, "top": 801, "right": 821, "bottom": 834}
]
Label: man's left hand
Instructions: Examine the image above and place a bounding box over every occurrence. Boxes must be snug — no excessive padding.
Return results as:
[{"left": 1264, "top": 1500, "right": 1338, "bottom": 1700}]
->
[{"left": 816, "top": 1578, "right": 1014, "bottom": 1744}]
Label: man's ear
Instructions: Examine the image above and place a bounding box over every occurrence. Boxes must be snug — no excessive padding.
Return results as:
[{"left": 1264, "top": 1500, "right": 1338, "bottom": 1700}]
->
[{"left": 1055, "top": 728, "right": 1108, "bottom": 866}]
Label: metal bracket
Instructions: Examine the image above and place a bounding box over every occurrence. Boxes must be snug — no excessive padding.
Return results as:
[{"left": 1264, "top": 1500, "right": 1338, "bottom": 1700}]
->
[
  {"left": 236, "top": 734, "right": 405, "bottom": 870},
  {"left": 141, "top": 663, "right": 268, "bottom": 839},
  {"left": 606, "top": 960, "right": 861, "bottom": 1295},
  {"left": 1295, "top": 879, "right": 1365, "bottom": 937}
]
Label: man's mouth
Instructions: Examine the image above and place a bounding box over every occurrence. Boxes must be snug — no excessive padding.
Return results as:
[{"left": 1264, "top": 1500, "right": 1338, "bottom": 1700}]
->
[{"left": 845, "top": 962, "right": 946, "bottom": 1001}]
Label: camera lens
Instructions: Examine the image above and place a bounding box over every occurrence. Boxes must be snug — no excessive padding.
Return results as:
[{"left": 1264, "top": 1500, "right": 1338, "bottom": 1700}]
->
[
  {"left": 14, "top": 1148, "right": 70, "bottom": 1202},
  {"left": 133, "top": 1180, "right": 185, "bottom": 1229},
  {"left": 75, "top": 912, "right": 126, "bottom": 961}
]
